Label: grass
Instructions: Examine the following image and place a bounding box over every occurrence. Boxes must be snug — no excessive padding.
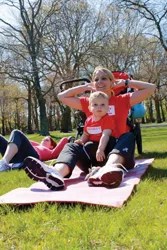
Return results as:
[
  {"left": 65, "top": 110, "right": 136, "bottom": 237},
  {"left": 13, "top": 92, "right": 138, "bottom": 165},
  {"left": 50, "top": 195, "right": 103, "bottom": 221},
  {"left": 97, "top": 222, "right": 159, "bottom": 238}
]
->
[{"left": 0, "top": 128, "right": 167, "bottom": 250}]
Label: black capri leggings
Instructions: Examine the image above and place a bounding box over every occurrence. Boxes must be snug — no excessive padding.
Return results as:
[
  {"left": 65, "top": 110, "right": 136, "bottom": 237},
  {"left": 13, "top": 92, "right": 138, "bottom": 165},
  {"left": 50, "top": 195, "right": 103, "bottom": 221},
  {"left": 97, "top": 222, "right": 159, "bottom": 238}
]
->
[
  {"left": 0, "top": 130, "right": 39, "bottom": 163},
  {"left": 55, "top": 132, "right": 135, "bottom": 177},
  {"left": 55, "top": 136, "right": 117, "bottom": 176}
]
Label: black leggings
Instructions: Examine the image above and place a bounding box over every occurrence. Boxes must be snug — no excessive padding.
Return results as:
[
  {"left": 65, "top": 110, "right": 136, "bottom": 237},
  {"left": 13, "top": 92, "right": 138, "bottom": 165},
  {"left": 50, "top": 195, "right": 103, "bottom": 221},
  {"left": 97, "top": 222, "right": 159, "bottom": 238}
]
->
[
  {"left": 55, "top": 132, "right": 135, "bottom": 177},
  {"left": 0, "top": 130, "right": 39, "bottom": 163}
]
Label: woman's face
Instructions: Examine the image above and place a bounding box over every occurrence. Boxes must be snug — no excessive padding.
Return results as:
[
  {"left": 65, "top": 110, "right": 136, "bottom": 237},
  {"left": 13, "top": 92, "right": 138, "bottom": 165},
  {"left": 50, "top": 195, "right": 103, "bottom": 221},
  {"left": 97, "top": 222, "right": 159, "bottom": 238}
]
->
[
  {"left": 92, "top": 70, "right": 115, "bottom": 95},
  {"left": 40, "top": 136, "right": 52, "bottom": 149}
]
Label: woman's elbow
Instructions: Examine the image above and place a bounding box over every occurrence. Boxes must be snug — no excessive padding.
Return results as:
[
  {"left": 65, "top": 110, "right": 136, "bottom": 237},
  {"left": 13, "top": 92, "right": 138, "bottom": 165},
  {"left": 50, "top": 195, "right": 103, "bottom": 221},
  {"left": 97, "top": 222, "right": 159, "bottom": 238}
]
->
[
  {"left": 57, "top": 92, "right": 63, "bottom": 101},
  {"left": 150, "top": 84, "right": 156, "bottom": 95}
]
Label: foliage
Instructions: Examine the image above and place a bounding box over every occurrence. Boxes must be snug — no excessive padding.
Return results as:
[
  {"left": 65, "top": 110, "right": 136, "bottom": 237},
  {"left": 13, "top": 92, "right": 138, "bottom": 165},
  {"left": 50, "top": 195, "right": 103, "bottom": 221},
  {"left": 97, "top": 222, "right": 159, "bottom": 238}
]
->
[
  {"left": 0, "top": 0, "right": 167, "bottom": 134},
  {"left": 0, "top": 127, "right": 167, "bottom": 249}
]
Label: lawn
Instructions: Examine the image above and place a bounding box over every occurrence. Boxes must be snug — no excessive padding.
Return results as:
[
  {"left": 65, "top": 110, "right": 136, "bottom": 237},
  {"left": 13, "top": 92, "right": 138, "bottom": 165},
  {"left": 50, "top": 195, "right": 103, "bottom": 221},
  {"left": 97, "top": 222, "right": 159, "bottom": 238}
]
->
[{"left": 0, "top": 127, "right": 167, "bottom": 250}]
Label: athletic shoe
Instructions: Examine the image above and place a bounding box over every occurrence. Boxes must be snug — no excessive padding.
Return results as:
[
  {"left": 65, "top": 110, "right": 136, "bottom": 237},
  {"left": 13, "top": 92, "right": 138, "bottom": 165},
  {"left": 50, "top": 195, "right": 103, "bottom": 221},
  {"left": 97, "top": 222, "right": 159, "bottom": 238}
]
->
[
  {"left": 85, "top": 166, "right": 101, "bottom": 180},
  {"left": 87, "top": 164, "right": 125, "bottom": 188},
  {"left": 0, "top": 159, "right": 11, "bottom": 172},
  {"left": 9, "top": 162, "right": 24, "bottom": 170},
  {"left": 23, "top": 157, "right": 65, "bottom": 190}
]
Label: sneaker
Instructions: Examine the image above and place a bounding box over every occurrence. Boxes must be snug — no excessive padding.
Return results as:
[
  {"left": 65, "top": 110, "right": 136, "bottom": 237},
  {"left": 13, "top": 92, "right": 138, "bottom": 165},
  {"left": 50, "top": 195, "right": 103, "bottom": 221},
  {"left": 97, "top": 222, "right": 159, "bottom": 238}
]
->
[
  {"left": 9, "top": 162, "right": 24, "bottom": 170},
  {"left": 85, "top": 166, "right": 101, "bottom": 180},
  {"left": 23, "top": 157, "right": 65, "bottom": 190},
  {"left": 0, "top": 159, "right": 11, "bottom": 172},
  {"left": 87, "top": 164, "right": 126, "bottom": 188}
]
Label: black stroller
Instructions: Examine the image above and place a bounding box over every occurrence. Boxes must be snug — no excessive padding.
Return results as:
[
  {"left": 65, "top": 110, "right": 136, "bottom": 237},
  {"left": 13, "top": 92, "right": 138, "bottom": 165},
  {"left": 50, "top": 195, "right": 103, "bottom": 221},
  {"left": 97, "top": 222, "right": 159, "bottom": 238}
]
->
[{"left": 59, "top": 72, "right": 145, "bottom": 154}]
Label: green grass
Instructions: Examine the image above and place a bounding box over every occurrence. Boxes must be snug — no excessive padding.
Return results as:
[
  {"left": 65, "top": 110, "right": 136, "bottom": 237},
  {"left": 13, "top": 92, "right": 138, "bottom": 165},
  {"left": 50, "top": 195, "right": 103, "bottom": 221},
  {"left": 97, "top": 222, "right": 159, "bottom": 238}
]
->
[{"left": 0, "top": 128, "right": 167, "bottom": 250}]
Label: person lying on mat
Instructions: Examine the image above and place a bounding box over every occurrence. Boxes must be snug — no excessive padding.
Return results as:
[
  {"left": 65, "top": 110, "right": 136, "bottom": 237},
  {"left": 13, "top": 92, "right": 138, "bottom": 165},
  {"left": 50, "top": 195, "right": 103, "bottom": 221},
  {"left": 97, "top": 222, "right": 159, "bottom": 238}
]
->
[
  {"left": 23, "top": 66, "right": 155, "bottom": 190},
  {"left": 0, "top": 129, "right": 70, "bottom": 172},
  {"left": 23, "top": 91, "right": 115, "bottom": 190}
]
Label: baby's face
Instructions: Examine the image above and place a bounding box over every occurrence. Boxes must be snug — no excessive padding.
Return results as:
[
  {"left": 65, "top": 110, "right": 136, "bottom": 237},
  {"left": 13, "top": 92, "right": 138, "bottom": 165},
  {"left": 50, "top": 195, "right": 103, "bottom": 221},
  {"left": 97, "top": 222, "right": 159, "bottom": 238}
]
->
[{"left": 89, "top": 97, "right": 109, "bottom": 118}]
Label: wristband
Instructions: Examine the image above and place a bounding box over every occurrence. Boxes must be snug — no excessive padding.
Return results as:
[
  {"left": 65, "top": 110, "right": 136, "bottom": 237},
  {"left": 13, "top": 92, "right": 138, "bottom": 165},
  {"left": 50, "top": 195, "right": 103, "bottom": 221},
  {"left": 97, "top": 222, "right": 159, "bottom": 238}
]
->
[{"left": 125, "top": 79, "right": 129, "bottom": 87}]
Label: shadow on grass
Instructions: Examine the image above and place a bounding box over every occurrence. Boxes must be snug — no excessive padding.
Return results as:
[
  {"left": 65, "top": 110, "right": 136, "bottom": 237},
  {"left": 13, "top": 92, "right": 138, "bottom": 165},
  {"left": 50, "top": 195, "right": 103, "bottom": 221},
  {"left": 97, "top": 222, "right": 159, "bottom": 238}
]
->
[
  {"left": 0, "top": 201, "right": 114, "bottom": 213},
  {"left": 146, "top": 165, "right": 167, "bottom": 180},
  {"left": 136, "top": 151, "right": 167, "bottom": 159},
  {"left": 135, "top": 151, "right": 167, "bottom": 180}
]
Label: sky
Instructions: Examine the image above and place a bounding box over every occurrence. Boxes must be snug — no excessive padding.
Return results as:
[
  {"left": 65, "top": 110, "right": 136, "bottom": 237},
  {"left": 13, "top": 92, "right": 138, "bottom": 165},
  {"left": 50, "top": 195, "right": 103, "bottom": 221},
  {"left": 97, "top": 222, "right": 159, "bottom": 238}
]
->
[{"left": 0, "top": 2, "right": 18, "bottom": 24}]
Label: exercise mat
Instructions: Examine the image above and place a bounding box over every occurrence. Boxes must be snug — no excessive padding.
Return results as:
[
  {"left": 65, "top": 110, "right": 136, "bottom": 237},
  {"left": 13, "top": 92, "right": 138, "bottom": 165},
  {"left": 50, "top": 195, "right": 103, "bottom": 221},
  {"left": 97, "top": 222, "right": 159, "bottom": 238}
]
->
[{"left": 0, "top": 158, "right": 154, "bottom": 208}]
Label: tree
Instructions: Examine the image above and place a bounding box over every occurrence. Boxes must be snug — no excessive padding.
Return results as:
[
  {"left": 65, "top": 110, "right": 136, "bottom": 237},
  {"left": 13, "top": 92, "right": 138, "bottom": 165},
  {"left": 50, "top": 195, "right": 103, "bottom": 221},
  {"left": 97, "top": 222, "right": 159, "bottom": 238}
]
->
[
  {"left": 0, "top": 79, "right": 27, "bottom": 134},
  {"left": 88, "top": 4, "right": 148, "bottom": 73},
  {"left": 43, "top": 0, "right": 114, "bottom": 131},
  {"left": 0, "top": 0, "right": 66, "bottom": 135},
  {"left": 116, "top": 0, "right": 167, "bottom": 122},
  {"left": 115, "top": 0, "right": 167, "bottom": 52}
]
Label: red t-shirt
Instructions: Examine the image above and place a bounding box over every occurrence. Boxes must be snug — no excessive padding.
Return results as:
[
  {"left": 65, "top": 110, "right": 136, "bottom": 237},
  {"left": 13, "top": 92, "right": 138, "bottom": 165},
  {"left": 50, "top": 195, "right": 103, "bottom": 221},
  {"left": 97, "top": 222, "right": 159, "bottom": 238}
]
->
[
  {"left": 84, "top": 114, "right": 115, "bottom": 142},
  {"left": 80, "top": 93, "right": 131, "bottom": 138}
]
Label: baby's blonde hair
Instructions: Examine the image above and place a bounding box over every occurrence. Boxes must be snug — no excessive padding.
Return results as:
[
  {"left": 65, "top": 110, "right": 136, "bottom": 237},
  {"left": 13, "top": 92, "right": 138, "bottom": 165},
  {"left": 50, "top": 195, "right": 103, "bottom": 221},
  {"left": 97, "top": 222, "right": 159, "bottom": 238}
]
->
[
  {"left": 92, "top": 66, "right": 115, "bottom": 81},
  {"left": 89, "top": 91, "right": 109, "bottom": 104}
]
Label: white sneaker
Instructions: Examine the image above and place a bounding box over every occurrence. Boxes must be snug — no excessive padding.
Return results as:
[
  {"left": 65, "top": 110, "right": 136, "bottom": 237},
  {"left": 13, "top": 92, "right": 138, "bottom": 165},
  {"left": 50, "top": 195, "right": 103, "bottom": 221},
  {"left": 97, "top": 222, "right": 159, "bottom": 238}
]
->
[
  {"left": 23, "top": 157, "right": 65, "bottom": 190},
  {"left": 9, "top": 162, "right": 24, "bottom": 169},
  {"left": 87, "top": 164, "right": 126, "bottom": 188},
  {"left": 0, "top": 159, "right": 11, "bottom": 172}
]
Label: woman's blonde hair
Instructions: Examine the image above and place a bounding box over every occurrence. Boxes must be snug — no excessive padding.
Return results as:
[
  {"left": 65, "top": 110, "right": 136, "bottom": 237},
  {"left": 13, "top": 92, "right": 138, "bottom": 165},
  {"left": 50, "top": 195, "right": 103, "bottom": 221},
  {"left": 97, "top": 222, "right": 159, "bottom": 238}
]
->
[
  {"left": 92, "top": 66, "right": 115, "bottom": 81},
  {"left": 92, "top": 66, "right": 115, "bottom": 96}
]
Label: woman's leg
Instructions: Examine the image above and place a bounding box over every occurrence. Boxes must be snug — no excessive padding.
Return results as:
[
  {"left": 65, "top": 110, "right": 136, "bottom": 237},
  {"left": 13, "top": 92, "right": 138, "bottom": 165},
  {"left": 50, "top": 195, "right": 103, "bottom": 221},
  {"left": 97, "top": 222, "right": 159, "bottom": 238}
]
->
[
  {"left": 83, "top": 137, "right": 117, "bottom": 168},
  {"left": 107, "top": 132, "right": 135, "bottom": 169},
  {"left": 4, "top": 129, "right": 39, "bottom": 164},
  {"left": 54, "top": 142, "right": 92, "bottom": 176},
  {"left": 0, "top": 135, "right": 17, "bottom": 171},
  {"left": 23, "top": 142, "right": 92, "bottom": 190},
  {"left": 2, "top": 143, "right": 19, "bottom": 164},
  {"left": 87, "top": 133, "right": 135, "bottom": 187},
  {"left": 0, "top": 135, "right": 8, "bottom": 156},
  {"left": 0, "top": 133, "right": 21, "bottom": 171}
]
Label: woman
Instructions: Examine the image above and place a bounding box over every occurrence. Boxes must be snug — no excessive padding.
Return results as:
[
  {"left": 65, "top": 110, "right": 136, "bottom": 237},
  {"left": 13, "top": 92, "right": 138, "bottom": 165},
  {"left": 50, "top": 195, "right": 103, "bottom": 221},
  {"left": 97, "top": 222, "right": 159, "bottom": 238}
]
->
[
  {"left": 23, "top": 66, "right": 155, "bottom": 190},
  {"left": 0, "top": 129, "right": 69, "bottom": 172}
]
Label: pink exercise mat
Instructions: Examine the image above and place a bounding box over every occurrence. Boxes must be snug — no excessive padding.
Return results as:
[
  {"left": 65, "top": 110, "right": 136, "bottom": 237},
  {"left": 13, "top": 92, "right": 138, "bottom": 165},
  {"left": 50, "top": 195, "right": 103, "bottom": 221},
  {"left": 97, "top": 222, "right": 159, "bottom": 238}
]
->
[{"left": 0, "top": 158, "right": 154, "bottom": 208}]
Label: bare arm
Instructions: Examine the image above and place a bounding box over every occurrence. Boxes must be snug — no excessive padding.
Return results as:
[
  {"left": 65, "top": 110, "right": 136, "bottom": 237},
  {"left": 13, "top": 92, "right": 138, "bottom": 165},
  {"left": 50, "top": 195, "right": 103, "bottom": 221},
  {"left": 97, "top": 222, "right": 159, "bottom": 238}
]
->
[
  {"left": 113, "top": 79, "right": 156, "bottom": 107},
  {"left": 74, "top": 132, "right": 89, "bottom": 145},
  {"left": 96, "top": 129, "right": 112, "bottom": 162},
  {"left": 30, "top": 141, "right": 39, "bottom": 146},
  {"left": 57, "top": 83, "right": 95, "bottom": 110}
]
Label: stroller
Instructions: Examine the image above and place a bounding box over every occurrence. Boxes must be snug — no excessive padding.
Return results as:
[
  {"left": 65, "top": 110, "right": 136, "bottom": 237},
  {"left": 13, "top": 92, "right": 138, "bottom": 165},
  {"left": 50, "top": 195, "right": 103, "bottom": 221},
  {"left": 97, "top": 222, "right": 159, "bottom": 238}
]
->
[{"left": 59, "top": 72, "right": 145, "bottom": 154}]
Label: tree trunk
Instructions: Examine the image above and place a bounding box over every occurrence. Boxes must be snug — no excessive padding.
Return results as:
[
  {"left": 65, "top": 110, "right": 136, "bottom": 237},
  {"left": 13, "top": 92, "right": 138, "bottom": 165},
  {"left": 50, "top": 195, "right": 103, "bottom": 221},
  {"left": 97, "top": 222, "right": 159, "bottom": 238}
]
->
[
  {"left": 1, "top": 111, "right": 5, "bottom": 135},
  {"left": 154, "top": 98, "right": 162, "bottom": 123},
  {"left": 32, "top": 60, "right": 49, "bottom": 135},
  {"left": 39, "top": 98, "right": 49, "bottom": 135},
  {"left": 27, "top": 82, "right": 34, "bottom": 134},
  {"left": 160, "top": 101, "right": 165, "bottom": 122},
  {"left": 60, "top": 106, "right": 72, "bottom": 132}
]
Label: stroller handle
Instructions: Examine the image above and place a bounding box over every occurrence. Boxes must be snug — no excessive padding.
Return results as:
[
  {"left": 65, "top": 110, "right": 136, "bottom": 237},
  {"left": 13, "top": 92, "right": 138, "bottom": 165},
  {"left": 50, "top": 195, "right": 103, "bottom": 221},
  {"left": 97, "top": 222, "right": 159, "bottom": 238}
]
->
[{"left": 60, "top": 78, "right": 90, "bottom": 91}]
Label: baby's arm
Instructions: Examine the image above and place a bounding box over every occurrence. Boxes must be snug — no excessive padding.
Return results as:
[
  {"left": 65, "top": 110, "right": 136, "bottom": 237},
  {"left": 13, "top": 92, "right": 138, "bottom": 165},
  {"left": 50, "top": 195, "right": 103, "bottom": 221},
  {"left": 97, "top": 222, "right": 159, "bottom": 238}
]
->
[
  {"left": 74, "top": 132, "right": 89, "bottom": 145},
  {"left": 96, "top": 129, "right": 112, "bottom": 162}
]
